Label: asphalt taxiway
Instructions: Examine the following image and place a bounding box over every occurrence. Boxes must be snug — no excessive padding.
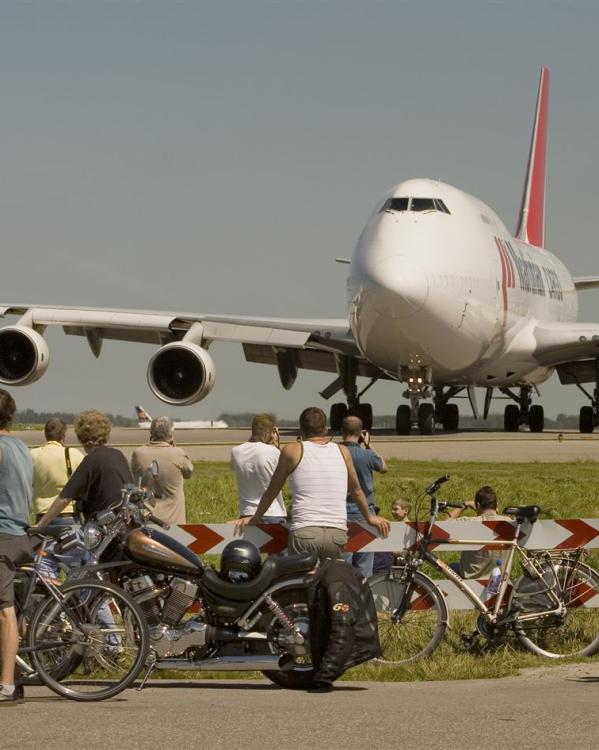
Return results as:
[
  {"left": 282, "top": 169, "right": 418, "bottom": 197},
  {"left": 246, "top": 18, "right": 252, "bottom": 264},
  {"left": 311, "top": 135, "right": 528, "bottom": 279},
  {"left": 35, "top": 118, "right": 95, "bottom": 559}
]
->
[{"left": 13, "top": 427, "right": 599, "bottom": 462}]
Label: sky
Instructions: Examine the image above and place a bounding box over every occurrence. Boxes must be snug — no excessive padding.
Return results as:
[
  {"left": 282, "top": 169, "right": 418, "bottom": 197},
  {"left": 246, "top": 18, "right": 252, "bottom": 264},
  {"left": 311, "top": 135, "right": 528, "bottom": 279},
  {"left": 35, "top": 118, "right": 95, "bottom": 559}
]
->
[{"left": 2, "top": 0, "right": 599, "bottom": 421}]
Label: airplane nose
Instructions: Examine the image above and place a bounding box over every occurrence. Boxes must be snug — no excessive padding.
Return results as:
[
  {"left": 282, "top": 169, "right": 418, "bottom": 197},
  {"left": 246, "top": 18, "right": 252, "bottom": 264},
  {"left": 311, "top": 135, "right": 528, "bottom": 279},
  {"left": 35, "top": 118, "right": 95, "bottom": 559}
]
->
[{"left": 366, "top": 253, "right": 429, "bottom": 319}]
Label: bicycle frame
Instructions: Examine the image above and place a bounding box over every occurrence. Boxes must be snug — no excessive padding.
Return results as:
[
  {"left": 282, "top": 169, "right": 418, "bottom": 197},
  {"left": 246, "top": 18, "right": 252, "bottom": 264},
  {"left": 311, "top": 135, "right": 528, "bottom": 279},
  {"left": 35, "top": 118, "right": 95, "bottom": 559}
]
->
[
  {"left": 15, "top": 537, "right": 80, "bottom": 675},
  {"left": 408, "top": 496, "right": 564, "bottom": 624}
]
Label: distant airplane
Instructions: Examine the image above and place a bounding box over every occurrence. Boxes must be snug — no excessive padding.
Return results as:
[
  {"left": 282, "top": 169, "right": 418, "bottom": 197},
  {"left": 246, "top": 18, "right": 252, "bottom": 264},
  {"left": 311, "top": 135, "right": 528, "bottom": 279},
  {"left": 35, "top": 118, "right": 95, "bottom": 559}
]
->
[
  {"left": 2, "top": 67, "right": 599, "bottom": 434},
  {"left": 135, "top": 405, "right": 228, "bottom": 430}
]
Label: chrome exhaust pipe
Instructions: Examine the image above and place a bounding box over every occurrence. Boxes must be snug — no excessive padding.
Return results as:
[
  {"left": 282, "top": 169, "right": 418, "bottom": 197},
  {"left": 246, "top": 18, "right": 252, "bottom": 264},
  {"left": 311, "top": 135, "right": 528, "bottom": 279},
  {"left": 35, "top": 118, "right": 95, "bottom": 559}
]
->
[{"left": 155, "top": 655, "right": 292, "bottom": 672}]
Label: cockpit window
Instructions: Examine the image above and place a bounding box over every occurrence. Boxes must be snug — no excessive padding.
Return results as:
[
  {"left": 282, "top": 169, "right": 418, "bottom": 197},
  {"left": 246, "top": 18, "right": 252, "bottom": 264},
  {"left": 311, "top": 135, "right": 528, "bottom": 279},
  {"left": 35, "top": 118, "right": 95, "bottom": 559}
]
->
[
  {"left": 411, "top": 198, "right": 436, "bottom": 212},
  {"left": 380, "top": 196, "right": 451, "bottom": 214},
  {"left": 381, "top": 197, "right": 409, "bottom": 212}
]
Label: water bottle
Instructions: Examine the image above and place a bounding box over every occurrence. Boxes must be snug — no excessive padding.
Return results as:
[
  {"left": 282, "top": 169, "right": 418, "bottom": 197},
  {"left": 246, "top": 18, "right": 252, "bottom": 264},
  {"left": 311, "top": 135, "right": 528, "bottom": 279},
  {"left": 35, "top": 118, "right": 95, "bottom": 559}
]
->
[{"left": 485, "top": 559, "right": 502, "bottom": 599}]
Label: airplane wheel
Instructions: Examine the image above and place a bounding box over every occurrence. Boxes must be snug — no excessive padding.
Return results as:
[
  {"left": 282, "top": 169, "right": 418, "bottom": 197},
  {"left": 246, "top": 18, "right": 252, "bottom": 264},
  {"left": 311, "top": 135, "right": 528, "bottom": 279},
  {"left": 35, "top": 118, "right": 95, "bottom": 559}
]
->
[
  {"left": 529, "top": 404, "right": 544, "bottom": 433},
  {"left": 442, "top": 404, "right": 459, "bottom": 431},
  {"left": 580, "top": 406, "right": 595, "bottom": 434},
  {"left": 330, "top": 403, "right": 348, "bottom": 431},
  {"left": 356, "top": 403, "right": 373, "bottom": 430},
  {"left": 504, "top": 404, "right": 520, "bottom": 432},
  {"left": 418, "top": 403, "right": 435, "bottom": 435},
  {"left": 396, "top": 405, "right": 411, "bottom": 435}
]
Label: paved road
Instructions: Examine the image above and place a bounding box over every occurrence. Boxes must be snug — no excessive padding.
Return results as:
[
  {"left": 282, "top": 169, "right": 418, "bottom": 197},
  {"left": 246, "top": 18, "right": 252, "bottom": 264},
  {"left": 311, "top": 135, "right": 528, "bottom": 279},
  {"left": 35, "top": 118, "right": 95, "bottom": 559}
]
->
[
  {"left": 3, "top": 664, "right": 598, "bottom": 749},
  {"left": 13, "top": 427, "right": 599, "bottom": 462}
]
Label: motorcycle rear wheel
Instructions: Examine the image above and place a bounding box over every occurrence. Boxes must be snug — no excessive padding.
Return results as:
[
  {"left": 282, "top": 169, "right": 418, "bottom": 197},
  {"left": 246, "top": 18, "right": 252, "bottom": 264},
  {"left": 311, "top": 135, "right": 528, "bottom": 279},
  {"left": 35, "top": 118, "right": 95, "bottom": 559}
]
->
[{"left": 261, "top": 588, "right": 315, "bottom": 689}]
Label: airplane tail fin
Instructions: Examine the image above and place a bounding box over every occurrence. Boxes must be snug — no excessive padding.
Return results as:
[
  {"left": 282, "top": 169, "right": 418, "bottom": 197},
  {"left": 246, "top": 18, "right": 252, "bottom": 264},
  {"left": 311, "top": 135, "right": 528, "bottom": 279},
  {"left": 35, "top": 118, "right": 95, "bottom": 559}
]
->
[
  {"left": 516, "top": 67, "right": 550, "bottom": 248},
  {"left": 135, "top": 405, "right": 152, "bottom": 424}
]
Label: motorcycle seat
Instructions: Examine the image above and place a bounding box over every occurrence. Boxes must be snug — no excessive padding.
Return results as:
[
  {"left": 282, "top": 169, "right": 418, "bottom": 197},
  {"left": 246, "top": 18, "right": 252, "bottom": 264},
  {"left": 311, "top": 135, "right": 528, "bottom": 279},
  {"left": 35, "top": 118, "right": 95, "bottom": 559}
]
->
[{"left": 202, "top": 552, "right": 317, "bottom": 602}]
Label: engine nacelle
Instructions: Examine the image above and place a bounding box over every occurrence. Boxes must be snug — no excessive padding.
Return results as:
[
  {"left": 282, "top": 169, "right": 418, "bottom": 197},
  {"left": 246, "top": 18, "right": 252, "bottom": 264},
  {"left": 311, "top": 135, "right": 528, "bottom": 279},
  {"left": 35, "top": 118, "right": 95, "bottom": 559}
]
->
[
  {"left": 0, "top": 326, "right": 50, "bottom": 386},
  {"left": 147, "top": 342, "right": 216, "bottom": 406}
]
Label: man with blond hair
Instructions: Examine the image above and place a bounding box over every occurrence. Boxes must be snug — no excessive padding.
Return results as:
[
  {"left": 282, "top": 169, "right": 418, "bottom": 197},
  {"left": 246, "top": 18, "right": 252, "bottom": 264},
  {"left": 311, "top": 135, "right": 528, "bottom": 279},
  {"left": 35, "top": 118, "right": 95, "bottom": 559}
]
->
[
  {"left": 132, "top": 417, "right": 193, "bottom": 525},
  {"left": 38, "top": 410, "right": 132, "bottom": 526},
  {"left": 230, "top": 414, "right": 287, "bottom": 522}
]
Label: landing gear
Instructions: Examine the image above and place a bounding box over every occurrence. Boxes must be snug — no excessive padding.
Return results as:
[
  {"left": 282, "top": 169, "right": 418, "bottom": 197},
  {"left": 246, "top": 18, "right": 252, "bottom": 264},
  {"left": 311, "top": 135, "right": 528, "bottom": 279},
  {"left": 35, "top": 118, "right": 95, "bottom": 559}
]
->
[
  {"left": 329, "top": 403, "right": 348, "bottom": 431},
  {"left": 529, "top": 404, "right": 544, "bottom": 433},
  {"left": 355, "top": 403, "right": 373, "bottom": 430},
  {"left": 573, "top": 359, "right": 599, "bottom": 433},
  {"left": 500, "top": 385, "right": 544, "bottom": 433},
  {"left": 396, "top": 405, "right": 411, "bottom": 435},
  {"left": 418, "top": 403, "right": 435, "bottom": 435},
  {"left": 580, "top": 406, "right": 595, "bottom": 434},
  {"left": 440, "top": 403, "right": 460, "bottom": 431},
  {"left": 504, "top": 404, "right": 520, "bottom": 432}
]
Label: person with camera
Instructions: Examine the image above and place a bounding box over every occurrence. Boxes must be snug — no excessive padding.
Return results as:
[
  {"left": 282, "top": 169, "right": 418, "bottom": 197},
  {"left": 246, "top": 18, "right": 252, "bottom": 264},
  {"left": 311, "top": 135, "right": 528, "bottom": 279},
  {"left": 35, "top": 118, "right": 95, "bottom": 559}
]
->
[
  {"left": 230, "top": 414, "right": 287, "bottom": 523},
  {"left": 0, "top": 390, "right": 33, "bottom": 705},
  {"left": 340, "top": 415, "right": 388, "bottom": 578},
  {"left": 131, "top": 417, "right": 193, "bottom": 525}
]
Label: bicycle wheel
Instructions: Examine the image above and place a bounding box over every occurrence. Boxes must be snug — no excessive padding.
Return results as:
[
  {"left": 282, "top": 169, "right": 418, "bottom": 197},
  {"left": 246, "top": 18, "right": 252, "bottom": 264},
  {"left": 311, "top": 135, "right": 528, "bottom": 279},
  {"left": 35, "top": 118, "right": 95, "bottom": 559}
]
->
[
  {"left": 28, "top": 579, "right": 149, "bottom": 701},
  {"left": 368, "top": 570, "right": 448, "bottom": 664},
  {"left": 514, "top": 559, "right": 599, "bottom": 658}
]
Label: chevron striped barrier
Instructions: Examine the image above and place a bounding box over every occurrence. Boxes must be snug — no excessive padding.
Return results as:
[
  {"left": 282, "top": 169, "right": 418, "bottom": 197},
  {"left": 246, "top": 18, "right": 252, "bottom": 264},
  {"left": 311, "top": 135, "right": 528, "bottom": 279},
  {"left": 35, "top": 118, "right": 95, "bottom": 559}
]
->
[
  {"left": 161, "top": 519, "right": 599, "bottom": 610},
  {"left": 165, "top": 518, "right": 599, "bottom": 555}
]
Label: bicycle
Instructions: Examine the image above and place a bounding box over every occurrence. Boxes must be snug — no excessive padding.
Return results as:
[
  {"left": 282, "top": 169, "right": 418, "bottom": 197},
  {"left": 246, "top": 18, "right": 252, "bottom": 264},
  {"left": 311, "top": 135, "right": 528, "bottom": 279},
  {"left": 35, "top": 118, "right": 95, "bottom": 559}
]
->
[
  {"left": 15, "top": 527, "right": 150, "bottom": 701},
  {"left": 369, "top": 475, "right": 599, "bottom": 664}
]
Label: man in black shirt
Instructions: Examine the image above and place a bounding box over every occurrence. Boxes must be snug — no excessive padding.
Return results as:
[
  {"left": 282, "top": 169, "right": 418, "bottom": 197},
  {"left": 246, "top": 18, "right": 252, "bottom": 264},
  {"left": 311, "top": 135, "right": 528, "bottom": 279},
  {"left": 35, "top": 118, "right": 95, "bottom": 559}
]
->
[{"left": 38, "top": 410, "right": 132, "bottom": 526}]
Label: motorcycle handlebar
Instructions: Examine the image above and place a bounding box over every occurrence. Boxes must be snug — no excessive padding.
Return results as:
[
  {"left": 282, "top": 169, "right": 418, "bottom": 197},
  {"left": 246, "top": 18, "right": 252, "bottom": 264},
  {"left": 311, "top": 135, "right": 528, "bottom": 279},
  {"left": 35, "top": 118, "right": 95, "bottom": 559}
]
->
[
  {"left": 147, "top": 512, "right": 170, "bottom": 530},
  {"left": 425, "top": 474, "right": 450, "bottom": 495}
]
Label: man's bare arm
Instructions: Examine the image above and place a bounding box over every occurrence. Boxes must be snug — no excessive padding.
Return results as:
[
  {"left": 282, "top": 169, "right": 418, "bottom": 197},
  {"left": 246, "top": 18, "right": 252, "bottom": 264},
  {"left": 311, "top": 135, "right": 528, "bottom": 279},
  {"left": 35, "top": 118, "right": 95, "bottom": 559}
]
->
[{"left": 36, "top": 496, "right": 71, "bottom": 528}]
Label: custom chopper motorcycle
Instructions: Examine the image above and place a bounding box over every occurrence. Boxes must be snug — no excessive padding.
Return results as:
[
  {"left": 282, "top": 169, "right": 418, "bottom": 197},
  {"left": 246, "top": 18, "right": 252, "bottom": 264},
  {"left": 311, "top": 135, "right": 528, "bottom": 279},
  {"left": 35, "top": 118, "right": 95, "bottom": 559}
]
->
[{"left": 74, "top": 470, "right": 316, "bottom": 689}]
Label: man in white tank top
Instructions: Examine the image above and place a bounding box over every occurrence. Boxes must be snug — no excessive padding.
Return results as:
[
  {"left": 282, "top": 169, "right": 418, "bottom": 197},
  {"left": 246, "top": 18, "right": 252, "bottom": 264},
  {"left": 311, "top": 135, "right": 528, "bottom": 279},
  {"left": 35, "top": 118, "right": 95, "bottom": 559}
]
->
[{"left": 235, "top": 407, "right": 390, "bottom": 561}]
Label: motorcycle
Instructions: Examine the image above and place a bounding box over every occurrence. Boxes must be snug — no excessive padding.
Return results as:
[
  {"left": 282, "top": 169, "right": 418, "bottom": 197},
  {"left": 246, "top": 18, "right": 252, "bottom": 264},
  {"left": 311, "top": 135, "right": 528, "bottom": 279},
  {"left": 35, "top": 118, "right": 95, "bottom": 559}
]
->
[{"left": 75, "top": 467, "right": 316, "bottom": 689}]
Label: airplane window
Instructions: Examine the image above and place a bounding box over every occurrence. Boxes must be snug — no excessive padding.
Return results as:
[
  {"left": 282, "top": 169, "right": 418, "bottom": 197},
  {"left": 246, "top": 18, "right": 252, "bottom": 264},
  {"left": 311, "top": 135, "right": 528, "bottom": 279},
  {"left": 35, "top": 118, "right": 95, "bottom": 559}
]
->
[
  {"left": 435, "top": 199, "right": 451, "bottom": 214},
  {"left": 382, "top": 197, "right": 409, "bottom": 212},
  {"left": 411, "top": 198, "right": 436, "bottom": 212}
]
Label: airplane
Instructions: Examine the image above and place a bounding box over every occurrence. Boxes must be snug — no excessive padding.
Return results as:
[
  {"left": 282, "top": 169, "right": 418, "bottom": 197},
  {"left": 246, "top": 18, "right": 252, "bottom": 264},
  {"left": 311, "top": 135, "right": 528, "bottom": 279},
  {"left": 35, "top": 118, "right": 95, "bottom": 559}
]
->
[
  {"left": 134, "top": 405, "right": 228, "bottom": 430},
  {"left": 2, "top": 66, "right": 599, "bottom": 436}
]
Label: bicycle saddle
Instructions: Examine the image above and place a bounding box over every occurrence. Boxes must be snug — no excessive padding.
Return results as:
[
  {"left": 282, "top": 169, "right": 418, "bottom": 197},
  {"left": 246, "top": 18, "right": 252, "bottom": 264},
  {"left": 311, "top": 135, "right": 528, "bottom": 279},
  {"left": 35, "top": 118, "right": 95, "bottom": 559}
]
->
[{"left": 502, "top": 505, "right": 542, "bottom": 523}]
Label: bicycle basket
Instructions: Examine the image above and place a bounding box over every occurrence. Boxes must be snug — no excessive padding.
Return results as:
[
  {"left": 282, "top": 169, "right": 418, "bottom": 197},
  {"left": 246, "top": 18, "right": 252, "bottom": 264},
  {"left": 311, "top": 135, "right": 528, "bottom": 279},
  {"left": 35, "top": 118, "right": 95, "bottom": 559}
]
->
[{"left": 512, "top": 559, "right": 558, "bottom": 613}]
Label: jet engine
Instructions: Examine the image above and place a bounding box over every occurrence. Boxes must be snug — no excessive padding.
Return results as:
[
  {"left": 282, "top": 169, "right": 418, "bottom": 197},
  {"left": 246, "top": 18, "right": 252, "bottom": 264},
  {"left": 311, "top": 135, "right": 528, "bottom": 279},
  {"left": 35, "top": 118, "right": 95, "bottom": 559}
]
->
[
  {"left": 147, "top": 342, "right": 216, "bottom": 406},
  {"left": 0, "top": 326, "right": 50, "bottom": 386}
]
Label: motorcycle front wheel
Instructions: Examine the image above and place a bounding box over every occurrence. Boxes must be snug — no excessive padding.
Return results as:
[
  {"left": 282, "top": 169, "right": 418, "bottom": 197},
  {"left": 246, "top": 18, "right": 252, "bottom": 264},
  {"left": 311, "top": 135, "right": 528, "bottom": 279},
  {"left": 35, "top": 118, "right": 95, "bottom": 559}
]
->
[
  {"left": 28, "top": 578, "right": 149, "bottom": 701},
  {"left": 261, "top": 588, "right": 314, "bottom": 689}
]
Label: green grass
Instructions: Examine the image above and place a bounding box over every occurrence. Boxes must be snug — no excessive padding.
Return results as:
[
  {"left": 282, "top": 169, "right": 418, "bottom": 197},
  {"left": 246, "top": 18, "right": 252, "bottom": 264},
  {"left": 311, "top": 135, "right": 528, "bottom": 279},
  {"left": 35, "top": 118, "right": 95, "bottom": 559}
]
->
[{"left": 176, "top": 459, "right": 599, "bottom": 683}]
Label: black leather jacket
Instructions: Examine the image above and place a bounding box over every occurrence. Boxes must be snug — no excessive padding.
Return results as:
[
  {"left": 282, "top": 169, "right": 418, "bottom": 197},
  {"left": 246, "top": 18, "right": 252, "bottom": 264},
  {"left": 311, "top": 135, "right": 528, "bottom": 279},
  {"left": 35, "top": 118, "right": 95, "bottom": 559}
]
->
[{"left": 309, "top": 559, "right": 381, "bottom": 684}]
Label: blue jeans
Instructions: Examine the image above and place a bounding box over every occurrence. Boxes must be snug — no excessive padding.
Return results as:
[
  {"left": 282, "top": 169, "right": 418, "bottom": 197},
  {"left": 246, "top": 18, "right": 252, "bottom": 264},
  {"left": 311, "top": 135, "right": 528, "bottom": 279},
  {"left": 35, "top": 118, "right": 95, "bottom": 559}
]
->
[
  {"left": 345, "top": 511, "right": 375, "bottom": 578},
  {"left": 344, "top": 551, "right": 374, "bottom": 579}
]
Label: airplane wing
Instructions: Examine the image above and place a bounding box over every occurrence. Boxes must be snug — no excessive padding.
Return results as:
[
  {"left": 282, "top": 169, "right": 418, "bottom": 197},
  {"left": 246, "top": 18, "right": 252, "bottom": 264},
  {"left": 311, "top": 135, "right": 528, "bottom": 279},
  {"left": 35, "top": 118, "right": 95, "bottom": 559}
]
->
[
  {"left": 0, "top": 303, "right": 389, "bottom": 403},
  {"left": 534, "top": 322, "right": 599, "bottom": 384},
  {"left": 573, "top": 276, "right": 599, "bottom": 291}
]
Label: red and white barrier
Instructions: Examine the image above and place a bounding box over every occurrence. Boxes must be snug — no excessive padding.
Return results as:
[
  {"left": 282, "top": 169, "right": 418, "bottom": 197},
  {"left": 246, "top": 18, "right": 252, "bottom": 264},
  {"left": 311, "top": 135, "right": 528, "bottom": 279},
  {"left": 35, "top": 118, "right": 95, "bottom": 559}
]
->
[
  {"left": 166, "top": 518, "right": 599, "bottom": 555},
  {"left": 162, "top": 519, "right": 599, "bottom": 610}
]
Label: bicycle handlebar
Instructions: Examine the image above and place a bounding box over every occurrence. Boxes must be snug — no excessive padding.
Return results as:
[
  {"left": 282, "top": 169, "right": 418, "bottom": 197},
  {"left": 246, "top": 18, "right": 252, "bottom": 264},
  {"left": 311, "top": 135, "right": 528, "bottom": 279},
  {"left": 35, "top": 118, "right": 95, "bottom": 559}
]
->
[{"left": 425, "top": 475, "right": 450, "bottom": 495}]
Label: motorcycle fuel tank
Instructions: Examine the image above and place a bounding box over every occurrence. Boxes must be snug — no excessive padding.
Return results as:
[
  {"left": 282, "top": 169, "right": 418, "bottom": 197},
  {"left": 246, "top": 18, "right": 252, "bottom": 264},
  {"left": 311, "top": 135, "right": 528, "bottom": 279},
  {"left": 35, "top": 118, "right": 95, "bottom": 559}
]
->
[{"left": 126, "top": 527, "right": 204, "bottom": 575}]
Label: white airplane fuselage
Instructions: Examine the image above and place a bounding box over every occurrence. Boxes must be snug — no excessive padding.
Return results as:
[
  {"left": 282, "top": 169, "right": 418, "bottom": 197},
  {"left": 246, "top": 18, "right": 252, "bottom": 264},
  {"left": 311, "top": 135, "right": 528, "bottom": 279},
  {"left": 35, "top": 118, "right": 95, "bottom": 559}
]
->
[{"left": 348, "top": 179, "right": 577, "bottom": 388}]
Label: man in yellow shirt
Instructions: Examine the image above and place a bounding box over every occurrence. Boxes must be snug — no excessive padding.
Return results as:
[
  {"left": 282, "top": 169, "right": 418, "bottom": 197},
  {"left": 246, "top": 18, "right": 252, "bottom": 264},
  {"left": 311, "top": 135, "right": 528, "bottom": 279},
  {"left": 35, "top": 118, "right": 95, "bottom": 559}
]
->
[
  {"left": 30, "top": 418, "right": 84, "bottom": 578},
  {"left": 31, "top": 418, "right": 85, "bottom": 522}
]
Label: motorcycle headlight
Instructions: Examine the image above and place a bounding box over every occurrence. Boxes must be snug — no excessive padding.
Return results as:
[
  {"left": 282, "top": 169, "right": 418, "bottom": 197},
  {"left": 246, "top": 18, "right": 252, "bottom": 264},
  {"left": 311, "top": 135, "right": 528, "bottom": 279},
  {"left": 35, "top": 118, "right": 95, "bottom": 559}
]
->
[{"left": 83, "top": 522, "right": 103, "bottom": 550}]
